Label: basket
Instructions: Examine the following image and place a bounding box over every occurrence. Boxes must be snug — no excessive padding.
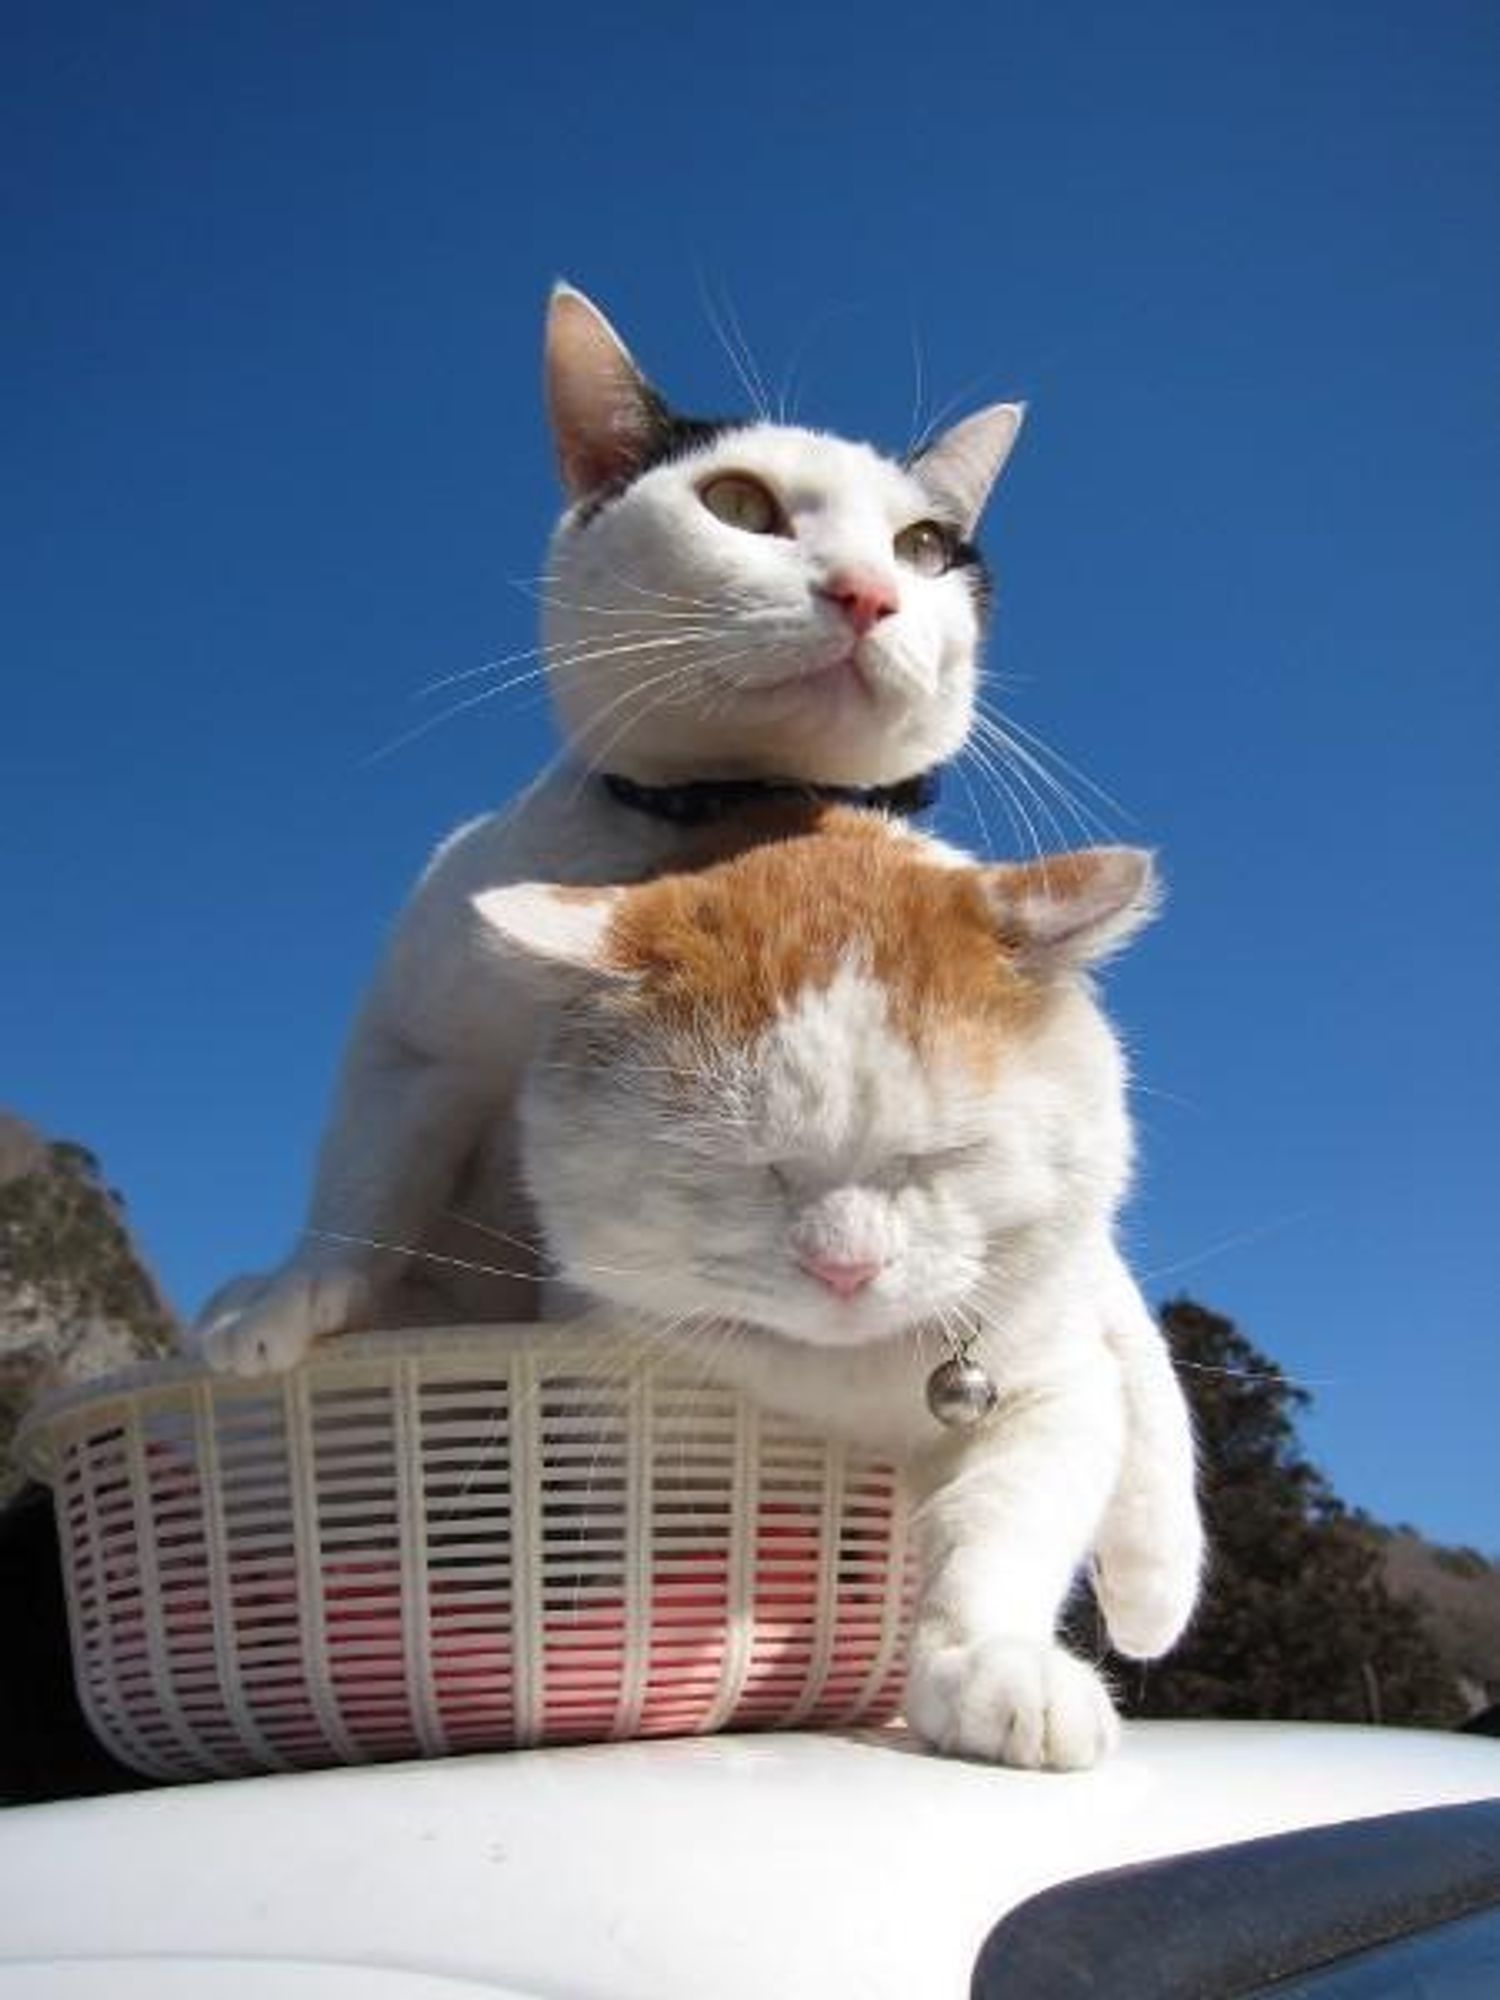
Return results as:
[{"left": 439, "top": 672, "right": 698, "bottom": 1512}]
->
[{"left": 18, "top": 1325, "right": 915, "bottom": 1780}]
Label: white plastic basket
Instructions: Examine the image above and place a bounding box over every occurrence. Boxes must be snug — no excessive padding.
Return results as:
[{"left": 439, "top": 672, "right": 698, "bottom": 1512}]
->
[{"left": 18, "top": 1325, "right": 915, "bottom": 1780}]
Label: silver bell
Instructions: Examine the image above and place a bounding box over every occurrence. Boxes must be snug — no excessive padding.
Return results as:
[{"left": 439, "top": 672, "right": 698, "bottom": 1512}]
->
[{"left": 925, "top": 1355, "right": 999, "bottom": 1429}]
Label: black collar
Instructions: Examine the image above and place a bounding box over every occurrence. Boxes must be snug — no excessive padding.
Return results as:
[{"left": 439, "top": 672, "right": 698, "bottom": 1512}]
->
[{"left": 599, "top": 768, "right": 941, "bottom": 828}]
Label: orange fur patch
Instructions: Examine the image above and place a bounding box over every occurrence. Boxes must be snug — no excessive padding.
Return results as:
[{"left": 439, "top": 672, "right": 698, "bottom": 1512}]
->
[{"left": 603, "top": 807, "right": 1043, "bottom": 1067}]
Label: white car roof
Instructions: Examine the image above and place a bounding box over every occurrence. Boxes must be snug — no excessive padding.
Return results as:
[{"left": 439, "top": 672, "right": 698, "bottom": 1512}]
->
[{"left": 3, "top": 1721, "right": 1498, "bottom": 2000}]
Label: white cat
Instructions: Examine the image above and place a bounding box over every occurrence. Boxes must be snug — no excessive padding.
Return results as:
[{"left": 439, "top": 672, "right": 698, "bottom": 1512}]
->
[
  {"left": 195, "top": 284, "right": 1025, "bottom": 1370},
  {"left": 476, "top": 806, "right": 1203, "bottom": 1769}
]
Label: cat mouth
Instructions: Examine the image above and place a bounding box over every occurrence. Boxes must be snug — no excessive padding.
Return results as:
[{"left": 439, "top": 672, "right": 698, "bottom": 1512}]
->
[{"left": 741, "top": 650, "right": 881, "bottom": 707}]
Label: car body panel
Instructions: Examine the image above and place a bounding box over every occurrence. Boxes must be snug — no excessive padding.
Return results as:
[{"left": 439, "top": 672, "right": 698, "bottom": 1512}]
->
[{"left": 3, "top": 1723, "right": 1498, "bottom": 2000}]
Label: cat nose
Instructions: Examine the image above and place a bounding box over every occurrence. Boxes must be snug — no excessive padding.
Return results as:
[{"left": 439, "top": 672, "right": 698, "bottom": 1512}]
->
[
  {"left": 797, "top": 1249, "right": 883, "bottom": 1298},
  {"left": 819, "top": 568, "right": 899, "bottom": 635}
]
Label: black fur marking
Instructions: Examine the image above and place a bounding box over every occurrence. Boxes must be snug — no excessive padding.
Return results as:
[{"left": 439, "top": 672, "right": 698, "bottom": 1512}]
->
[
  {"left": 601, "top": 767, "right": 941, "bottom": 827},
  {"left": 949, "top": 538, "right": 994, "bottom": 618},
  {"left": 571, "top": 389, "right": 746, "bottom": 526},
  {"left": 902, "top": 452, "right": 996, "bottom": 618}
]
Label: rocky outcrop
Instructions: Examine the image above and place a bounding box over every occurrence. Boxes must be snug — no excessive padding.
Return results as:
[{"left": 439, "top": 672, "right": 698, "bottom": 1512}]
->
[{"left": 0, "top": 1112, "right": 176, "bottom": 1498}]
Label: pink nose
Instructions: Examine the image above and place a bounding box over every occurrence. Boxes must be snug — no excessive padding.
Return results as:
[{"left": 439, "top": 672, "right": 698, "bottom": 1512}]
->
[
  {"left": 820, "top": 569, "right": 899, "bottom": 636},
  {"left": 798, "top": 1250, "right": 883, "bottom": 1299}
]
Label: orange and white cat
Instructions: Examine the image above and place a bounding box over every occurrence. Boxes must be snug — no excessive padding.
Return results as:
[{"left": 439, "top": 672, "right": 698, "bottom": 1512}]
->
[{"left": 479, "top": 808, "right": 1203, "bottom": 1769}]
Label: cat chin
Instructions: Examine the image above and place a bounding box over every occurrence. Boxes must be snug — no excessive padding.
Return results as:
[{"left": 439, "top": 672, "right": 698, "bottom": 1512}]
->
[
  {"left": 768, "top": 1322, "right": 924, "bottom": 1355},
  {"left": 575, "top": 1268, "right": 936, "bottom": 1353},
  {"left": 734, "top": 650, "right": 879, "bottom": 709},
  {"left": 581, "top": 695, "right": 968, "bottom": 789},
  {"left": 705, "top": 1295, "right": 953, "bottom": 1354}
]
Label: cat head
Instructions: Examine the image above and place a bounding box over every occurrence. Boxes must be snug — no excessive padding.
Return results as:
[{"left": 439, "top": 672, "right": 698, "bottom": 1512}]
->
[
  {"left": 476, "top": 811, "right": 1156, "bottom": 1348},
  {"left": 541, "top": 285, "right": 1024, "bottom": 788}
]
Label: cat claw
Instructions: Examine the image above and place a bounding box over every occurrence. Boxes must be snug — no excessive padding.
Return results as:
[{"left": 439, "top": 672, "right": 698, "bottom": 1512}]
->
[{"left": 905, "top": 1633, "right": 1120, "bottom": 1771}]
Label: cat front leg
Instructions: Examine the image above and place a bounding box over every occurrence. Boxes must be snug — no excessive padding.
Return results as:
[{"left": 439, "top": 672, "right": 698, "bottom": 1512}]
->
[
  {"left": 905, "top": 1360, "right": 1126, "bottom": 1770},
  {"left": 195, "top": 1026, "right": 501, "bottom": 1376},
  {"left": 1090, "top": 1248, "right": 1204, "bottom": 1660}
]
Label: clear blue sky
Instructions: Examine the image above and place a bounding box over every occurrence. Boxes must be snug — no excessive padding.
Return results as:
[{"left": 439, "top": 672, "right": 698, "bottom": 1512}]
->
[{"left": 5, "top": 3, "right": 1498, "bottom": 1549}]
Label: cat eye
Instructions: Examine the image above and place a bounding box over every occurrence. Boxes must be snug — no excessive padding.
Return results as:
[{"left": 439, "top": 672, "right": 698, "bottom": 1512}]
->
[
  {"left": 893, "top": 520, "right": 957, "bottom": 577},
  {"left": 699, "top": 473, "right": 786, "bottom": 536}
]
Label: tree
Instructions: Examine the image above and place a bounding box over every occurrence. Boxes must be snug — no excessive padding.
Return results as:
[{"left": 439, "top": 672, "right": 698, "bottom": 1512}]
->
[{"left": 1104, "top": 1298, "right": 1462, "bottom": 1728}]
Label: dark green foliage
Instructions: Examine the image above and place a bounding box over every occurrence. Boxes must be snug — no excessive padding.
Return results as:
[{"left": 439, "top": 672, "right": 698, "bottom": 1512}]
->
[{"left": 1111, "top": 1299, "right": 1464, "bottom": 1728}]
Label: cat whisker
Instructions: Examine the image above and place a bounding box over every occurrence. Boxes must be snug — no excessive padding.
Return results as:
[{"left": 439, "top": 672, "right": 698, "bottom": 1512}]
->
[
  {"left": 519, "top": 588, "right": 721, "bottom": 625},
  {"left": 304, "top": 1227, "right": 550, "bottom": 1289},
  {"left": 564, "top": 654, "right": 727, "bottom": 785},
  {"left": 511, "top": 568, "right": 723, "bottom": 618},
  {"left": 971, "top": 709, "right": 1122, "bottom": 852},
  {"left": 981, "top": 699, "right": 1134, "bottom": 823},
  {"left": 414, "top": 640, "right": 549, "bottom": 701},
  {"left": 933, "top": 1297, "right": 984, "bottom": 1364},
  {"left": 416, "top": 625, "right": 718, "bottom": 704},
  {"left": 1143, "top": 1211, "right": 1317, "bottom": 1287},
  {"left": 375, "top": 635, "right": 719, "bottom": 766},
  {"left": 977, "top": 735, "right": 1077, "bottom": 856},
  {"left": 959, "top": 734, "right": 1048, "bottom": 861},
  {"left": 947, "top": 750, "right": 1000, "bottom": 859},
  {"left": 363, "top": 676, "right": 533, "bottom": 766},
  {"left": 563, "top": 671, "right": 708, "bottom": 789},
  {"left": 440, "top": 1211, "right": 551, "bottom": 1262},
  {"left": 970, "top": 718, "right": 1113, "bottom": 852},
  {"left": 308, "top": 1224, "right": 672, "bottom": 1303},
  {"left": 434, "top": 1294, "right": 716, "bottom": 1521},
  {"left": 966, "top": 707, "right": 1098, "bottom": 852},
  {"left": 904, "top": 322, "right": 929, "bottom": 464},
  {"left": 906, "top": 356, "right": 1022, "bottom": 462},
  {"left": 771, "top": 300, "right": 872, "bottom": 426},
  {"left": 590, "top": 567, "right": 723, "bottom": 615},
  {"left": 1130, "top": 1079, "right": 1200, "bottom": 1112},
  {"left": 697, "top": 271, "right": 773, "bottom": 421},
  {"left": 1172, "top": 1359, "right": 1339, "bottom": 1391}
]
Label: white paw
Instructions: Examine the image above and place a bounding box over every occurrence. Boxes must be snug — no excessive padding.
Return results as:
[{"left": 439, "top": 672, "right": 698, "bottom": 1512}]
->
[
  {"left": 1094, "top": 1535, "right": 1203, "bottom": 1660},
  {"left": 194, "top": 1264, "right": 370, "bottom": 1377},
  {"left": 905, "top": 1634, "right": 1120, "bottom": 1771}
]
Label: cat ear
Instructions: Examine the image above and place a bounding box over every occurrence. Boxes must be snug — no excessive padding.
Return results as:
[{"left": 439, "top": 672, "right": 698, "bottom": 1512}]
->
[
  {"left": 910, "top": 403, "right": 1026, "bottom": 533},
  {"left": 545, "top": 282, "right": 664, "bottom": 501},
  {"left": 981, "top": 847, "right": 1159, "bottom": 976},
  {"left": 473, "top": 883, "right": 630, "bottom": 987}
]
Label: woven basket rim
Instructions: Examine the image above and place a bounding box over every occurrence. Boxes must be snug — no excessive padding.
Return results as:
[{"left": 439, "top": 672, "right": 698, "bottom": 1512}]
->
[{"left": 14, "top": 1321, "right": 662, "bottom": 1481}]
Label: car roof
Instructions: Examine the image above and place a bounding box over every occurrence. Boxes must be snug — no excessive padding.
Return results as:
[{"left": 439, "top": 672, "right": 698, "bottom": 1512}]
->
[{"left": 3, "top": 1722, "right": 1499, "bottom": 2000}]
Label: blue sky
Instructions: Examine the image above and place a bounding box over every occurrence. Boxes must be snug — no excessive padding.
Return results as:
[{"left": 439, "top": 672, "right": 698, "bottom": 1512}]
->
[{"left": 5, "top": 3, "right": 1498, "bottom": 1549}]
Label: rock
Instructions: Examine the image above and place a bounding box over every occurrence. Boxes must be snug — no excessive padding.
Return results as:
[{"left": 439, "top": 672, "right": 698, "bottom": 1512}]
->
[{"left": 0, "top": 1115, "right": 177, "bottom": 1500}]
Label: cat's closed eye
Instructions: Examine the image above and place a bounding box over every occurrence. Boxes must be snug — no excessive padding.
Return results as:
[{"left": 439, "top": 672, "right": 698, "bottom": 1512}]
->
[
  {"left": 699, "top": 472, "right": 787, "bottom": 536},
  {"left": 907, "top": 1141, "right": 990, "bottom": 1178},
  {"left": 763, "top": 1145, "right": 987, "bottom": 1197},
  {"left": 893, "top": 520, "right": 959, "bottom": 577}
]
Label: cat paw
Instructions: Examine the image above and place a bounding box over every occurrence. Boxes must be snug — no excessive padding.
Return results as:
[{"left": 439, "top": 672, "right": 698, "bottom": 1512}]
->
[
  {"left": 905, "top": 1634, "right": 1119, "bottom": 1771},
  {"left": 195, "top": 1264, "right": 370, "bottom": 1377},
  {"left": 1093, "top": 1533, "right": 1203, "bottom": 1660}
]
